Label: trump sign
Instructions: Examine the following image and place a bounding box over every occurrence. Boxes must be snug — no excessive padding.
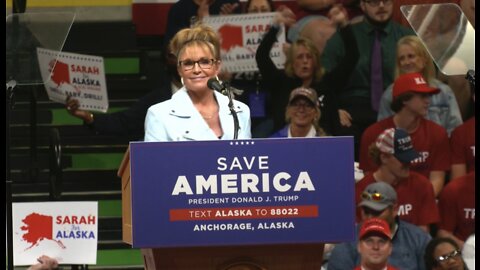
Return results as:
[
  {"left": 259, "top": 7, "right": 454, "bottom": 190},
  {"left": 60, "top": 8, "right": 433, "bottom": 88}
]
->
[{"left": 130, "top": 137, "right": 355, "bottom": 248}]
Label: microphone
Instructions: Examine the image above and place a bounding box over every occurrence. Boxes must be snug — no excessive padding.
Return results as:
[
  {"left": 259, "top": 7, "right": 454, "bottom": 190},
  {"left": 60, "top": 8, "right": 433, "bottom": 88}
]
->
[{"left": 207, "top": 78, "right": 226, "bottom": 95}]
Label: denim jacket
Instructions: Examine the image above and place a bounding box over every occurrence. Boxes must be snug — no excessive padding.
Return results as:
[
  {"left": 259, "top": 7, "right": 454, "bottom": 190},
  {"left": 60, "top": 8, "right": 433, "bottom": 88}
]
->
[{"left": 378, "top": 79, "right": 462, "bottom": 135}]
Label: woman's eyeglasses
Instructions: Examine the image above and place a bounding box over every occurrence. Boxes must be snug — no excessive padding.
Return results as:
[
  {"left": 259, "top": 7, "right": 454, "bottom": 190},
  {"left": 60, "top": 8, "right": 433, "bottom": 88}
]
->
[
  {"left": 178, "top": 58, "right": 216, "bottom": 71},
  {"left": 436, "top": 250, "right": 461, "bottom": 264}
]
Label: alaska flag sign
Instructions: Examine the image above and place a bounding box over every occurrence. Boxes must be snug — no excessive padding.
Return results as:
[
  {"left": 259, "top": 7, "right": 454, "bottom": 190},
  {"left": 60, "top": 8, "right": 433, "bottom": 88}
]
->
[{"left": 130, "top": 137, "right": 355, "bottom": 248}]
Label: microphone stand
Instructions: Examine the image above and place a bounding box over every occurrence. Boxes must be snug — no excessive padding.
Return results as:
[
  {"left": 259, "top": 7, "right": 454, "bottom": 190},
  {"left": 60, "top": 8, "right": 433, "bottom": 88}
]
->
[{"left": 222, "top": 82, "right": 240, "bottom": 139}]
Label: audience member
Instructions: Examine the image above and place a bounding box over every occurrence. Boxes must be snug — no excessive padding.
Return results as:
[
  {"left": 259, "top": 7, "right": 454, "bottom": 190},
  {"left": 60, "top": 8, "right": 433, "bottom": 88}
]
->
[
  {"left": 424, "top": 237, "right": 468, "bottom": 270},
  {"left": 65, "top": 52, "right": 179, "bottom": 141},
  {"left": 229, "top": 0, "right": 276, "bottom": 138},
  {"left": 321, "top": 0, "right": 414, "bottom": 160},
  {"left": 462, "top": 234, "right": 475, "bottom": 270},
  {"left": 256, "top": 5, "right": 357, "bottom": 135},
  {"left": 355, "top": 218, "right": 398, "bottom": 270},
  {"left": 295, "top": 0, "right": 362, "bottom": 21},
  {"left": 356, "top": 127, "right": 439, "bottom": 232},
  {"left": 437, "top": 171, "right": 475, "bottom": 249},
  {"left": 449, "top": 91, "right": 475, "bottom": 179},
  {"left": 270, "top": 87, "right": 326, "bottom": 137},
  {"left": 164, "top": 0, "right": 242, "bottom": 51},
  {"left": 27, "top": 255, "right": 59, "bottom": 270},
  {"left": 243, "top": 0, "right": 274, "bottom": 13},
  {"left": 287, "top": 14, "right": 336, "bottom": 55},
  {"left": 144, "top": 24, "right": 251, "bottom": 141},
  {"left": 377, "top": 35, "right": 463, "bottom": 135},
  {"left": 359, "top": 73, "right": 451, "bottom": 197},
  {"left": 328, "top": 181, "right": 431, "bottom": 270}
]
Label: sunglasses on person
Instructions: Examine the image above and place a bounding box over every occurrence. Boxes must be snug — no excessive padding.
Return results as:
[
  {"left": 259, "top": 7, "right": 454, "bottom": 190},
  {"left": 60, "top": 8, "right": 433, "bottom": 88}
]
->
[
  {"left": 436, "top": 249, "right": 461, "bottom": 264},
  {"left": 361, "top": 191, "right": 387, "bottom": 202}
]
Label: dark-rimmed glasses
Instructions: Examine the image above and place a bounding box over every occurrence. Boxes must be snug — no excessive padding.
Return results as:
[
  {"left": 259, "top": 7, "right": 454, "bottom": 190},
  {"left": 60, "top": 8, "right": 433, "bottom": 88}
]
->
[
  {"left": 436, "top": 249, "right": 461, "bottom": 264},
  {"left": 363, "top": 0, "right": 392, "bottom": 7},
  {"left": 178, "top": 58, "right": 216, "bottom": 71}
]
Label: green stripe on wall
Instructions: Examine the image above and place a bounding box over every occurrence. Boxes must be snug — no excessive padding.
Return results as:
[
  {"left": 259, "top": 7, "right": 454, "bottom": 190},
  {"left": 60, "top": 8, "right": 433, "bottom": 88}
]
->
[
  {"left": 104, "top": 57, "right": 140, "bottom": 74},
  {"left": 51, "top": 108, "right": 126, "bottom": 125},
  {"left": 95, "top": 249, "right": 143, "bottom": 266},
  {"left": 98, "top": 200, "right": 122, "bottom": 217},
  {"left": 69, "top": 153, "right": 124, "bottom": 169}
]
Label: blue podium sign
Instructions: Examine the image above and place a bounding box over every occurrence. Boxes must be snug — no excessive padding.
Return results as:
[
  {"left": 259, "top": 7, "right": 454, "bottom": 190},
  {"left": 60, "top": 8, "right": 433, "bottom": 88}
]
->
[{"left": 130, "top": 137, "right": 355, "bottom": 248}]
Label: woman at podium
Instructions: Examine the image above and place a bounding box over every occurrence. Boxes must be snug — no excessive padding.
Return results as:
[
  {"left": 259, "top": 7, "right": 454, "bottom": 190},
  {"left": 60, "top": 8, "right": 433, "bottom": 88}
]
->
[{"left": 144, "top": 24, "right": 251, "bottom": 141}]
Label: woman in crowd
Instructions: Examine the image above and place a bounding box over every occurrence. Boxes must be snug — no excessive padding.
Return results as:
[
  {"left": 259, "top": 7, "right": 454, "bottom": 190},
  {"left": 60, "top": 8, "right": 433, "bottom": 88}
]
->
[
  {"left": 377, "top": 35, "right": 463, "bottom": 135},
  {"left": 424, "top": 237, "right": 468, "bottom": 270},
  {"left": 144, "top": 24, "right": 251, "bottom": 141},
  {"left": 255, "top": 4, "right": 357, "bottom": 135},
  {"left": 270, "top": 87, "right": 326, "bottom": 137}
]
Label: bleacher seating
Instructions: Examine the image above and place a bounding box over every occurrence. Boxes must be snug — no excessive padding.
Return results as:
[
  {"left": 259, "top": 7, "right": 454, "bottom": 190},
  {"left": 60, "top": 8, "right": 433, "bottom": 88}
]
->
[{"left": 9, "top": 21, "right": 160, "bottom": 269}]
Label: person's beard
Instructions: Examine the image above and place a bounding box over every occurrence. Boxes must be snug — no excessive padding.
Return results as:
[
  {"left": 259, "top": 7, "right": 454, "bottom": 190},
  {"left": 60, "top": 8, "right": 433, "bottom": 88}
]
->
[{"left": 364, "top": 11, "right": 392, "bottom": 29}]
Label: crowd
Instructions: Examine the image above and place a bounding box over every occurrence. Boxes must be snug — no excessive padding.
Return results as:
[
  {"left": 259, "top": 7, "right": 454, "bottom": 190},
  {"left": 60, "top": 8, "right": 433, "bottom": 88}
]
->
[{"left": 62, "top": 0, "right": 474, "bottom": 269}]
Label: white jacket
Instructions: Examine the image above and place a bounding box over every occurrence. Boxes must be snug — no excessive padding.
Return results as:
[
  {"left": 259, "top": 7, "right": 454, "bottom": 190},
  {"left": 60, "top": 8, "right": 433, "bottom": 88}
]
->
[{"left": 144, "top": 87, "right": 251, "bottom": 141}]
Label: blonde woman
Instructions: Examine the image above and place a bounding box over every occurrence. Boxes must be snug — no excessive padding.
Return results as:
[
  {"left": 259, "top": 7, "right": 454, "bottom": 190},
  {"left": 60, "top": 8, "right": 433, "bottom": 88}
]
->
[
  {"left": 377, "top": 35, "right": 462, "bottom": 135},
  {"left": 270, "top": 87, "right": 326, "bottom": 137},
  {"left": 144, "top": 24, "right": 251, "bottom": 141}
]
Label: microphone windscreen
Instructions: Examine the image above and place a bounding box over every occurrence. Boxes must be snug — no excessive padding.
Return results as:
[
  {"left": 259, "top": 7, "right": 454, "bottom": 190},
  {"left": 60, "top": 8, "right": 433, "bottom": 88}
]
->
[{"left": 207, "top": 78, "right": 221, "bottom": 91}]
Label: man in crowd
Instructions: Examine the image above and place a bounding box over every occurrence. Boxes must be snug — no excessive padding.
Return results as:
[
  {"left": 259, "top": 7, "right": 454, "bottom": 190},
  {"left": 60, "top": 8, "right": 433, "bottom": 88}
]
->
[
  {"left": 355, "top": 217, "right": 398, "bottom": 270},
  {"left": 328, "top": 181, "right": 431, "bottom": 270}
]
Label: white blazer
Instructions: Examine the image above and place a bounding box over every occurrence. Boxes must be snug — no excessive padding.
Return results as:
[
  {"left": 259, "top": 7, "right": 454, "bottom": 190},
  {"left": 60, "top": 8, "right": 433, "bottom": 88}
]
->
[{"left": 144, "top": 87, "right": 251, "bottom": 142}]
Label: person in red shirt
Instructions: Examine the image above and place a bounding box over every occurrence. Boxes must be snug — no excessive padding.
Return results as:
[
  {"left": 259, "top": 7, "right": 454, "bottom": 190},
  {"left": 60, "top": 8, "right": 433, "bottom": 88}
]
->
[
  {"left": 356, "top": 127, "right": 439, "bottom": 232},
  {"left": 354, "top": 218, "right": 398, "bottom": 270},
  {"left": 450, "top": 92, "right": 475, "bottom": 179},
  {"left": 437, "top": 171, "right": 475, "bottom": 250},
  {"left": 359, "top": 72, "right": 451, "bottom": 197}
]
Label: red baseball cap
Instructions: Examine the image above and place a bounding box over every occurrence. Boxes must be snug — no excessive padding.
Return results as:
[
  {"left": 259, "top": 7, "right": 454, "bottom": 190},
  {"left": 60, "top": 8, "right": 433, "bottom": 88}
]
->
[
  {"left": 392, "top": 72, "right": 440, "bottom": 99},
  {"left": 359, "top": 218, "right": 392, "bottom": 240}
]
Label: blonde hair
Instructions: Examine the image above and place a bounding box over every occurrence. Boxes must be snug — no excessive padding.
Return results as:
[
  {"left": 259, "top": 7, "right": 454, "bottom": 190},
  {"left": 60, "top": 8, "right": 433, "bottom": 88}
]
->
[
  {"left": 394, "top": 35, "right": 436, "bottom": 84},
  {"left": 285, "top": 100, "right": 326, "bottom": 136},
  {"left": 284, "top": 37, "right": 324, "bottom": 82},
  {"left": 169, "top": 23, "right": 221, "bottom": 62}
]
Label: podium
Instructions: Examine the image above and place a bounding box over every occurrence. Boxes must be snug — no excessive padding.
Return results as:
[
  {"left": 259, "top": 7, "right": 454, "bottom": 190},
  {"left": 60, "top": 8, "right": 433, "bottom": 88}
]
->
[{"left": 119, "top": 138, "right": 355, "bottom": 269}]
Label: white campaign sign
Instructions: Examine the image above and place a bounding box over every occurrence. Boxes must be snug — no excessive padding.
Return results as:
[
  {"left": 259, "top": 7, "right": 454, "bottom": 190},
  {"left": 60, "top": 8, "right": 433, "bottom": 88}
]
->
[
  {"left": 203, "top": 13, "right": 286, "bottom": 72},
  {"left": 12, "top": 201, "right": 98, "bottom": 265},
  {"left": 37, "top": 48, "right": 109, "bottom": 112}
]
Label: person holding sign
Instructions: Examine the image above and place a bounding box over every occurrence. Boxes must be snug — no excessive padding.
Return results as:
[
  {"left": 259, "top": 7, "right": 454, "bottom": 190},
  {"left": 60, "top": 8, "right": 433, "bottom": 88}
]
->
[
  {"left": 144, "top": 24, "right": 251, "bottom": 141},
  {"left": 255, "top": 4, "right": 358, "bottom": 136},
  {"left": 65, "top": 52, "right": 180, "bottom": 141},
  {"left": 27, "top": 255, "right": 59, "bottom": 270}
]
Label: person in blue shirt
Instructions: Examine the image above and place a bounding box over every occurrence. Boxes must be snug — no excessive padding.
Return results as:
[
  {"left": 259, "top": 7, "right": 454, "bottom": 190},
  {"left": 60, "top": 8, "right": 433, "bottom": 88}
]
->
[
  {"left": 270, "top": 87, "right": 326, "bottom": 138},
  {"left": 327, "top": 182, "right": 431, "bottom": 270}
]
